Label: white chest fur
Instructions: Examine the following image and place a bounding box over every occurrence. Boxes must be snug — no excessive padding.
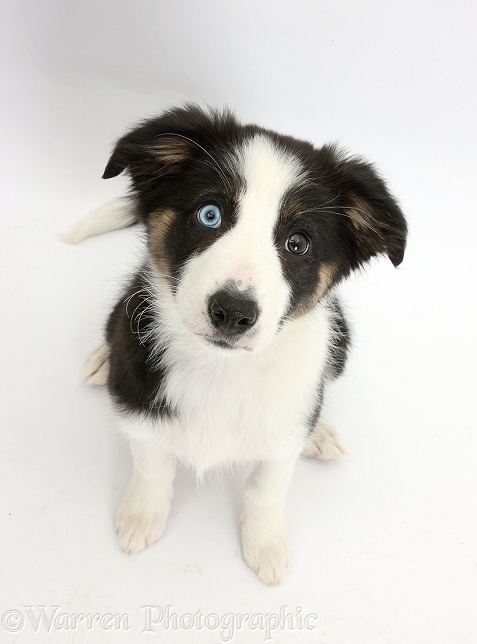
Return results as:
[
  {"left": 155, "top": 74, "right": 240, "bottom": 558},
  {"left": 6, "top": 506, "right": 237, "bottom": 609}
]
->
[{"left": 120, "top": 304, "right": 331, "bottom": 475}]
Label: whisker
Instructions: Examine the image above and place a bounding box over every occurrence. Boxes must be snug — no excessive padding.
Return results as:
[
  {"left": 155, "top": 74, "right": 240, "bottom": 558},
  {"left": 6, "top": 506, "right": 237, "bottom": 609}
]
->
[
  {"left": 316, "top": 192, "right": 342, "bottom": 208},
  {"left": 124, "top": 289, "right": 146, "bottom": 316},
  {"left": 134, "top": 305, "right": 154, "bottom": 345}
]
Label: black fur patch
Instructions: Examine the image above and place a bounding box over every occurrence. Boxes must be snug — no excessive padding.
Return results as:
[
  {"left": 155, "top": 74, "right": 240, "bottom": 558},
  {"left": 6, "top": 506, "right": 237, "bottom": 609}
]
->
[
  {"left": 326, "top": 298, "right": 351, "bottom": 380},
  {"left": 307, "top": 380, "right": 325, "bottom": 433},
  {"left": 306, "top": 299, "right": 351, "bottom": 432},
  {"left": 106, "top": 271, "right": 173, "bottom": 418},
  {"left": 273, "top": 147, "right": 407, "bottom": 317}
]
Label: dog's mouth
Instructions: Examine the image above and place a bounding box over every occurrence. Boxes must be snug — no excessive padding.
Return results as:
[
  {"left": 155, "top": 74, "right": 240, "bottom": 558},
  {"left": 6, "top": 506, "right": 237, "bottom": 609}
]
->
[{"left": 199, "top": 333, "right": 254, "bottom": 352}]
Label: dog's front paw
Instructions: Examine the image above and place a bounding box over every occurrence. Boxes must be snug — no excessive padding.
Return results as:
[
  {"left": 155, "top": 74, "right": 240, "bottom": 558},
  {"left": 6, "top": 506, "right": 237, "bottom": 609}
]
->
[
  {"left": 241, "top": 515, "right": 290, "bottom": 585},
  {"left": 302, "top": 420, "right": 348, "bottom": 460},
  {"left": 115, "top": 511, "right": 167, "bottom": 554},
  {"left": 115, "top": 486, "right": 171, "bottom": 555}
]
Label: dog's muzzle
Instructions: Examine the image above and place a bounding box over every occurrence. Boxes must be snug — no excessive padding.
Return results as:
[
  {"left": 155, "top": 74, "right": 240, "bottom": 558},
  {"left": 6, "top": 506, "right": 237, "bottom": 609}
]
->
[{"left": 208, "top": 290, "right": 259, "bottom": 337}]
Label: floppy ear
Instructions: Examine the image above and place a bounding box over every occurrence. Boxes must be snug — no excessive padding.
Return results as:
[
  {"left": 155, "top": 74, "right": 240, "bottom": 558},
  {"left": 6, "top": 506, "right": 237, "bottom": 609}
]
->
[
  {"left": 317, "top": 145, "right": 407, "bottom": 269},
  {"left": 102, "top": 121, "right": 195, "bottom": 183},
  {"left": 102, "top": 104, "right": 234, "bottom": 187}
]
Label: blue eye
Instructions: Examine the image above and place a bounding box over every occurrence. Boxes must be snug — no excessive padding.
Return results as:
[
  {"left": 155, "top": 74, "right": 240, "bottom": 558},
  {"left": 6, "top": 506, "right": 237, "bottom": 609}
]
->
[{"left": 197, "top": 204, "right": 222, "bottom": 229}]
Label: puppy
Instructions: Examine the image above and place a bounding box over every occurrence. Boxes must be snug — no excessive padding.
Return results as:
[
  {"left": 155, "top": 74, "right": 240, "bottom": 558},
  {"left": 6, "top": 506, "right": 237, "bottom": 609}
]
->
[{"left": 74, "top": 105, "right": 407, "bottom": 585}]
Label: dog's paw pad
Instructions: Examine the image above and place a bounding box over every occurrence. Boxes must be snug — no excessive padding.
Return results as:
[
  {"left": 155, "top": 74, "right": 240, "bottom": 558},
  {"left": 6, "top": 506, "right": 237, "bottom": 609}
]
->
[
  {"left": 83, "top": 343, "right": 110, "bottom": 386},
  {"left": 115, "top": 513, "right": 166, "bottom": 555},
  {"left": 241, "top": 519, "right": 289, "bottom": 585},
  {"left": 302, "top": 421, "right": 349, "bottom": 460}
]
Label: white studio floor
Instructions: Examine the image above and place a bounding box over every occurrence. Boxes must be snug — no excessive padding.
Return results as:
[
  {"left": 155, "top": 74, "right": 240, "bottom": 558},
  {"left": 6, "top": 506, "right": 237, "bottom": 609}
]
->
[{"left": 1, "top": 2, "right": 477, "bottom": 643}]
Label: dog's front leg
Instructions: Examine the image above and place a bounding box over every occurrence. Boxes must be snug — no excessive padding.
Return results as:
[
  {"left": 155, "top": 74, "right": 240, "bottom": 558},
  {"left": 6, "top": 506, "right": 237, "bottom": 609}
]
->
[
  {"left": 115, "top": 435, "right": 176, "bottom": 555},
  {"left": 241, "top": 454, "right": 298, "bottom": 585}
]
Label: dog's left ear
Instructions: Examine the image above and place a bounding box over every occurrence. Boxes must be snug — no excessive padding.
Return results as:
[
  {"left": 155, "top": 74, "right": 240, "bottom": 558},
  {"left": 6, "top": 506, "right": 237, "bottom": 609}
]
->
[{"left": 317, "top": 146, "right": 408, "bottom": 269}]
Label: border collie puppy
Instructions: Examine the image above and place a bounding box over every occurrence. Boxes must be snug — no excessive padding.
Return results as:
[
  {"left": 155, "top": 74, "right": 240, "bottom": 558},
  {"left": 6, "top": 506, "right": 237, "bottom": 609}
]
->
[{"left": 73, "top": 105, "right": 407, "bottom": 585}]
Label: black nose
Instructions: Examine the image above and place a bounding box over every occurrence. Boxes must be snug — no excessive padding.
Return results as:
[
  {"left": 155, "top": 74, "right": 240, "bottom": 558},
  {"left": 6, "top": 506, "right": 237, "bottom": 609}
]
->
[{"left": 208, "top": 290, "right": 259, "bottom": 336}]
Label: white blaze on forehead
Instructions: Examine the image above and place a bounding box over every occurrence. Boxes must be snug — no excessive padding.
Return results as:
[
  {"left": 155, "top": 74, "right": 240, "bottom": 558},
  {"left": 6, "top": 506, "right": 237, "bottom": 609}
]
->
[
  {"left": 173, "top": 134, "right": 306, "bottom": 353},
  {"left": 236, "top": 135, "right": 305, "bottom": 234}
]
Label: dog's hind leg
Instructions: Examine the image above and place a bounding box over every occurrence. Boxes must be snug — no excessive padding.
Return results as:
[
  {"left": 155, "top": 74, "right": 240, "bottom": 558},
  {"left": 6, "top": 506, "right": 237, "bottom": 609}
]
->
[
  {"left": 302, "top": 419, "right": 348, "bottom": 460},
  {"left": 83, "top": 342, "right": 110, "bottom": 386}
]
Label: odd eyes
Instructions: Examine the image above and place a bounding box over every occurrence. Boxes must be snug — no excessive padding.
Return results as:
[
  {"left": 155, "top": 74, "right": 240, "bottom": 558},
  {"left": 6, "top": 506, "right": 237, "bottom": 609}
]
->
[
  {"left": 197, "top": 204, "right": 222, "bottom": 229},
  {"left": 197, "top": 204, "right": 310, "bottom": 256}
]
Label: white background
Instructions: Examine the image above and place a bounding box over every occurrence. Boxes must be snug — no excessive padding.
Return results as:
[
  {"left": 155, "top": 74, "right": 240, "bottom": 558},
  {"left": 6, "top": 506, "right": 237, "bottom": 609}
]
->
[{"left": 1, "top": 1, "right": 477, "bottom": 642}]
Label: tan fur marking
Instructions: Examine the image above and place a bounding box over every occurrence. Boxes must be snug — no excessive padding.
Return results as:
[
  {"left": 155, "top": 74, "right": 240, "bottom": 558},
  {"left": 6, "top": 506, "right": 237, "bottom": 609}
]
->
[
  {"left": 346, "top": 195, "right": 371, "bottom": 229},
  {"left": 346, "top": 195, "right": 386, "bottom": 247},
  {"left": 148, "top": 209, "right": 177, "bottom": 283},
  {"left": 290, "top": 261, "right": 337, "bottom": 319},
  {"left": 151, "top": 137, "right": 192, "bottom": 166},
  {"left": 316, "top": 262, "right": 337, "bottom": 301}
]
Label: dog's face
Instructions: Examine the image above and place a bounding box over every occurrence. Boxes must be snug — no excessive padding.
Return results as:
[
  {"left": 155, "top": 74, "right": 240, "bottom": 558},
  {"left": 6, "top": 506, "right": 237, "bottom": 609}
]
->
[{"left": 104, "top": 106, "right": 407, "bottom": 353}]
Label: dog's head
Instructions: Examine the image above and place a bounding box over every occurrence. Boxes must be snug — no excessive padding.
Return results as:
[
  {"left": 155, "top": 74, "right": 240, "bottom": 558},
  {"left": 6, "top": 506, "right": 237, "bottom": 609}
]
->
[{"left": 104, "top": 105, "right": 407, "bottom": 353}]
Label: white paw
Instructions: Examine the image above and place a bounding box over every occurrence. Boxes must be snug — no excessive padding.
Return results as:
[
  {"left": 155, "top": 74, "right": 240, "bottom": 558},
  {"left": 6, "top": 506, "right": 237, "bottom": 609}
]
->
[
  {"left": 115, "top": 511, "right": 167, "bottom": 555},
  {"left": 241, "top": 515, "right": 290, "bottom": 586},
  {"left": 83, "top": 342, "right": 110, "bottom": 386},
  {"left": 115, "top": 486, "right": 171, "bottom": 555},
  {"left": 302, "top": 420, "right": 348, "bottom": 460}
]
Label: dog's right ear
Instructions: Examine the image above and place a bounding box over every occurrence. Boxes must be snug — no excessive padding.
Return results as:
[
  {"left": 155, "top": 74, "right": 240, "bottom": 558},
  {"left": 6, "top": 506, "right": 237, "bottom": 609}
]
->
[
  {"left": 102, "top": 144, "right": 131, "bottom": 179},
  {"left": 102, "top": 104, "right": 235, "bottom": 186},
  {"left": 102, "top": 123, "right": 195, "bottom": 181}
]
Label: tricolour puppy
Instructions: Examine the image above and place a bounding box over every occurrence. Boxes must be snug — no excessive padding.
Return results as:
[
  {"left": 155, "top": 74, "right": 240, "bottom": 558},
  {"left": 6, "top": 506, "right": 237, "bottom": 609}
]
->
[{"left": 74, "top": 105, "right": 407, "bottom": 585}]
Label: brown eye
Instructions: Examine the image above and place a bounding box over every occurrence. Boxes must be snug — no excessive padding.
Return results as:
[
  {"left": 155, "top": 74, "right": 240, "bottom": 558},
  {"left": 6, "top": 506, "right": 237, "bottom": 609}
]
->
[{"left": 285, "top": 232, "right": 310, "bottom": 255}]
